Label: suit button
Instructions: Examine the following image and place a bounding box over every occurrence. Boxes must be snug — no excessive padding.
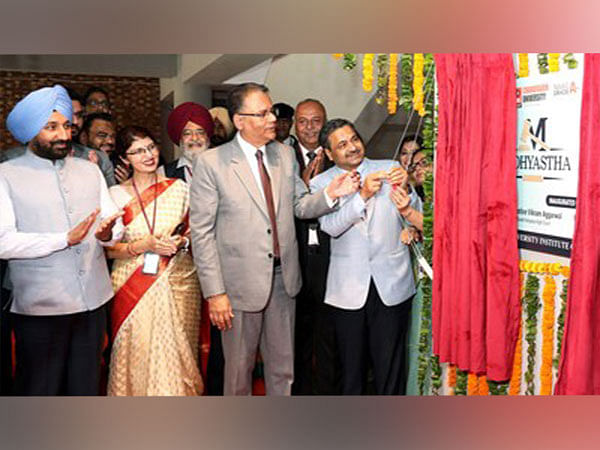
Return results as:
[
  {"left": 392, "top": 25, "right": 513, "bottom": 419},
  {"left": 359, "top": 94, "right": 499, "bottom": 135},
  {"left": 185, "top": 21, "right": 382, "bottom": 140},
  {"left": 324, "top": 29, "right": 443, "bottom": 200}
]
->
[
  {"left": 267, "top": 229, "right": 272, "bottom": 234},
  {"left": 268, "top": 253, "right": 273, "bottom": 259}
]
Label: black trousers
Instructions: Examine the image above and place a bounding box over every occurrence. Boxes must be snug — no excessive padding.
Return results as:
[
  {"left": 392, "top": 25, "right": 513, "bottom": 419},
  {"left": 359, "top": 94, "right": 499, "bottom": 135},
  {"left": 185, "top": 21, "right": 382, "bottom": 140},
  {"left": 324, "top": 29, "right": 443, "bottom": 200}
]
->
[
  {"left": 12, "top": 303, "right": 107, "bottom": 396},
  {"left": 206, "top": 324, "right": 224, "bottom": 395},
  {"left": 333, "top": 280, "right": 412, "bottom": 395},
  {"left": 293, "top": 244, "right": 341, "bottom": 395}
]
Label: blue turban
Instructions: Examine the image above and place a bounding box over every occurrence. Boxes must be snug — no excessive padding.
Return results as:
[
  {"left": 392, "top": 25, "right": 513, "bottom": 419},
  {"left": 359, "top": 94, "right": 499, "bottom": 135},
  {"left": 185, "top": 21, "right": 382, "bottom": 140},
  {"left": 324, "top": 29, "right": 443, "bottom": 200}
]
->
[{"left": 6, "top": 85, "right": 73, "bottom": 144}]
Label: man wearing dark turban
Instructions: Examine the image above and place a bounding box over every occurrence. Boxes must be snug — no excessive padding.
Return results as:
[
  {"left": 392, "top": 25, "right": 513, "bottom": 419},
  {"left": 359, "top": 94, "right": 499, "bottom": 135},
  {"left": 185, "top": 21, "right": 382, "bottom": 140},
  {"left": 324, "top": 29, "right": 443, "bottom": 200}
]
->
[
  {"left": 161, "top": 101, "right": 224, "bottom": 395},
  {"left": 161, "top": 102, "right": 214, "bottom": 183},
  {"left": 0, "top": 85, "right": 124, "bottom": 395}
]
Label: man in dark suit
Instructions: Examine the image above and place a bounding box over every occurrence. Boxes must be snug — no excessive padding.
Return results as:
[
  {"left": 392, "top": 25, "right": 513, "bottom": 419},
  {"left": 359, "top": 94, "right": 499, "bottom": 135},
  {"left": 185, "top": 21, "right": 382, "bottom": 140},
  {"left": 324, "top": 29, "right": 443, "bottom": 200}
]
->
[{"left": 291, "top": 98, "right": 341, "bottom": 395}]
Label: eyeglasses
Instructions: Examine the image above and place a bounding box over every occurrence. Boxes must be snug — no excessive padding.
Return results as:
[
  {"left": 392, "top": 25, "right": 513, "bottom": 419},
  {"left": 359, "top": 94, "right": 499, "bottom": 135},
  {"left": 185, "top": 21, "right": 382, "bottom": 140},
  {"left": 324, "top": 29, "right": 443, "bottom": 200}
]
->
[
  {"left": 181, "top": 129, "right": 207, "bottom": 138},
  {"left": 237, "top": 107, "right": 277, "bottom": 119},
  {"left": 126, "top": 143, "right": 158, "bottom": 156},
  {"left": 88, "top": 99, "right": 110, "bottom": 108},
  {"left": 408, "top": 157, "right": 431, "bottom": 172}
]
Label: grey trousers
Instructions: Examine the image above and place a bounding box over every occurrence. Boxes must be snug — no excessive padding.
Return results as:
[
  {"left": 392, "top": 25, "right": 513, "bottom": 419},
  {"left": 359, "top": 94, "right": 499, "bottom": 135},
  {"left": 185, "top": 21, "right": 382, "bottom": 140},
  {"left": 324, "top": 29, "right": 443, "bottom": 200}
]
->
[{"left": 221, "top": 266, "right": 295, "bottom": 395}]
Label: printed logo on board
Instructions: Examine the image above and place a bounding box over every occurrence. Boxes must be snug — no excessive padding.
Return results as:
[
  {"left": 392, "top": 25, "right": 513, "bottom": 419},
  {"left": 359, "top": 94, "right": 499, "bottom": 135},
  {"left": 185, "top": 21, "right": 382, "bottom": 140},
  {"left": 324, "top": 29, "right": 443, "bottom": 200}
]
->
[{"left": 516, "top": 117, "right": 571, "bottom": 181}]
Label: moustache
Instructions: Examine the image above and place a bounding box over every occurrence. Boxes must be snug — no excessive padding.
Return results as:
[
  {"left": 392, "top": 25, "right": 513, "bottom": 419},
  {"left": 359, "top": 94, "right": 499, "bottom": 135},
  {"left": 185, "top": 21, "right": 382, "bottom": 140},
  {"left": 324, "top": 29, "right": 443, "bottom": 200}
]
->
[{"left": 51, "top": 139, "right": 72, "bottom": 149}]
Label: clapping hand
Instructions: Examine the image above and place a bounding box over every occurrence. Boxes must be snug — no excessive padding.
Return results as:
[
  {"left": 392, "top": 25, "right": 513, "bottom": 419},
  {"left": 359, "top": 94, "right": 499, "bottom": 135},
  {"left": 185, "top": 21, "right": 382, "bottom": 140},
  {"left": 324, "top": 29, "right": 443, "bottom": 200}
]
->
[
  {"left": 95, "top": 211, "right": 124, "bottom": 242},
  {"left": 302, "top": 151, "right": 326, "bottom": 185},
  {"left": 325, "top": 170, "right": 361, "bottom": 199},
  {"left": 67, "top": 209, "right": 100, "bottom": 246},
  {"left": 115, "top": 157, "right": 132, "bottom": 184}
]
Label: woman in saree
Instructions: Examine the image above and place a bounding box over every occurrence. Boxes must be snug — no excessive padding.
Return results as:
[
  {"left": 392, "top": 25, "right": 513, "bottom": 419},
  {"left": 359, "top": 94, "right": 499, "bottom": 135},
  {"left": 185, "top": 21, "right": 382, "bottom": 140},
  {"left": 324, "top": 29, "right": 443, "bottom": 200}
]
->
[{"left": 106, "top": 125, "right": 203, "bottom": 396}]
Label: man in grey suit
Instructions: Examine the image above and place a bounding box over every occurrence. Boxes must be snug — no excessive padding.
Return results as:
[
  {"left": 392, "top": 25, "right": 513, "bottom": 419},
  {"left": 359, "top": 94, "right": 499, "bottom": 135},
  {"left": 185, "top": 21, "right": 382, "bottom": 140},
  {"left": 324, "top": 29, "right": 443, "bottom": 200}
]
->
[
  {"left": 190, "top": 83, "right": 359, "bottom": 395},
  {"left": 310, "top": 118, "right": 420, "bottom": 395}
]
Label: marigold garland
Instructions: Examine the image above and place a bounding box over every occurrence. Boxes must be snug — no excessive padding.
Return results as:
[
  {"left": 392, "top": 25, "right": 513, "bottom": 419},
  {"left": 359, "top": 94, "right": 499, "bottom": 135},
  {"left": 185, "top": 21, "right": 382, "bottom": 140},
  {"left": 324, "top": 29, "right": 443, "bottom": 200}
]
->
[
  {"left": 548, "top": 53, "right": 560, "bottom": 72},
  {"left": 362, "top": 53, "right": 374, "bottom": 92},
  {"left": 332, "top": 53, "right": 343, "bottom": 60},
  {"left": 467, "top": 373, "right": 479, "bottom": 395},
  {"left": 524, "top": 274, "right": 541, "bottom": 395},
  {"left": 519, "top": 260, "right": 569, "bottom": 277},
  {"left": 447, "top": 365, "right": 457, "bottom": 395},
  {"left": 518, "top": 53, "right": 529, "bottom": 78},
  {"left": 478, "top": 376, "right": 489, "bottom": 396},
  {"left": 509, "top": 272, "right": 525, "bottom": 395},
  {"left": 412, "top": 53, "right": 425, "bottom": 116},
  {"left": 540, "top": 275, "right": 556, "bottom": 395},
  {"left": 387, "top": 53, "right": 398, "bottom": 114}
]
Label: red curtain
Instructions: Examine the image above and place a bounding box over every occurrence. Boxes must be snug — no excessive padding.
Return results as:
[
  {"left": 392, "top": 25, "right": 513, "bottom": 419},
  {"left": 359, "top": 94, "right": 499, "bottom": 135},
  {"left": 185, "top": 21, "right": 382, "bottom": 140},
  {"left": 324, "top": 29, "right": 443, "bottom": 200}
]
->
[
  {"left": 432, "top": 54, "right": 521, "bottom": 381},
  {"left": 555, "top": 54, "right": 600, "bottom": 395}
]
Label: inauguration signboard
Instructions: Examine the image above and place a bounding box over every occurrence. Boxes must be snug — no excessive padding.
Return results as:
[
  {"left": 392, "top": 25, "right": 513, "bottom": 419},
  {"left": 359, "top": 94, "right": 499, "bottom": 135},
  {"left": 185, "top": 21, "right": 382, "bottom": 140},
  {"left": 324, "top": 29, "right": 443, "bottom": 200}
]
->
[{"left": 516, "top": 53, "right": 583, "bottom": 257}]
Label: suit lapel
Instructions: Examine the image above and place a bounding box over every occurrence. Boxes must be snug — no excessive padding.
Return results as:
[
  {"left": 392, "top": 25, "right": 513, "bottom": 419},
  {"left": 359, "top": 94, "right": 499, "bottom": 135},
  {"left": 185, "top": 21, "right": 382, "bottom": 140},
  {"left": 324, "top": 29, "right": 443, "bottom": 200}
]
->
[
  {"left": 266, "top": 142, "right": 281, "bottom": 214},
  {"left": 229, "top": 141, "right": 269, "bottom": 218}
]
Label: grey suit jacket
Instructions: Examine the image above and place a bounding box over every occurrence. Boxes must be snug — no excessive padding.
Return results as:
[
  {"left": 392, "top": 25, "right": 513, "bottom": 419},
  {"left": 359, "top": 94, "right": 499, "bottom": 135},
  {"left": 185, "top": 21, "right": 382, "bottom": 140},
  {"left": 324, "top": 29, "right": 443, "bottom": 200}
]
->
[
  {"left": 310, "top": 158, "right": 419, "bottom": 310},
  {"left": 190, "top": 137, "right": 334, "bottom": 312}
]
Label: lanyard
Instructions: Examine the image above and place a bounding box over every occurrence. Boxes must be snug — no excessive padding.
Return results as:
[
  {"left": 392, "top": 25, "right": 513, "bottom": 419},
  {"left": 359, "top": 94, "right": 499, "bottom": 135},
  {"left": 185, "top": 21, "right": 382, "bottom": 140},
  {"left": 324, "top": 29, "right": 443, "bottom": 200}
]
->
[{"left": 131, "top": 174, "right": 158, "bottom": 235}]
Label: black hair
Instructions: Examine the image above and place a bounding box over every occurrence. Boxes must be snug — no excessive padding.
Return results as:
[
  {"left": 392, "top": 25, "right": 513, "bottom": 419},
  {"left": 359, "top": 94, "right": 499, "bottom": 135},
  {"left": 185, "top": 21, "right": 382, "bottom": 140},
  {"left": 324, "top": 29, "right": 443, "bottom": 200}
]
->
[
  {"left": 400, "top": 134, "right": 423, "bottom": 150},
  {"left": 115, "top": 125, "right": 157, "bottom": 160},
  {"left": 81, "top": 112, "right": 115, "bottom": 136},
  {"left": 65, "top": 86, "right": 84, "bottom": 105},
  {"left": 318, "top": 118, "right": 363, "bottom": 150},
  {"left": 226, "top": 83, "right": 269, "bottom": 121},
  {"left": 84, "top": 86, "right": 110, "bottom": 105}
]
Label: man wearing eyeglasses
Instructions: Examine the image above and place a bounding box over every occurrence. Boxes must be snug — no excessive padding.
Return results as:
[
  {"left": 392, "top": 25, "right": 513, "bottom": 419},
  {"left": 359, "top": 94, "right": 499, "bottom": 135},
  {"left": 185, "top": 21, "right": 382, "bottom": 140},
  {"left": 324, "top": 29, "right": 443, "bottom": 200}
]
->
[
  {"left": 190, "top": 82, "right": 360, "bottom": 396},
  {"left": 84, "top": 86, "right": 111, "bottom": 115}
]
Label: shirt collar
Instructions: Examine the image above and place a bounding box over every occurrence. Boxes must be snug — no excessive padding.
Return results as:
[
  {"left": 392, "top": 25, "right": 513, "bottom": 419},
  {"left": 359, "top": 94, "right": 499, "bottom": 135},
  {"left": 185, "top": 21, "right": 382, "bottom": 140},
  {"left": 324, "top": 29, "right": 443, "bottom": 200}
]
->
[
  {"left": 298, "top": 142, "right": 321, "bottom": 157},
  {"left": 334, "top": 157, "right": 367, "bottom": 176},
  {"left": 177, "top": 157, "right": 192, "bottom": 169},
  {"left": 236, "top": 132, "right": 267, "bottom": 159}
]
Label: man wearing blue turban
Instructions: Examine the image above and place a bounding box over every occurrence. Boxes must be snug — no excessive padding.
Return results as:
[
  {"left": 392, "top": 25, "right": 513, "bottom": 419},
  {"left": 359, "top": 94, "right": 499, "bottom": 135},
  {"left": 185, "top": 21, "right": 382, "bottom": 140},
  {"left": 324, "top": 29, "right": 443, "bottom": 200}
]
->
[
  {"left": 0, "top": 86, "right": 117, "bottom": 186},
  {"left": 0, "top": 85, "right": 124, "bottom": 395}
]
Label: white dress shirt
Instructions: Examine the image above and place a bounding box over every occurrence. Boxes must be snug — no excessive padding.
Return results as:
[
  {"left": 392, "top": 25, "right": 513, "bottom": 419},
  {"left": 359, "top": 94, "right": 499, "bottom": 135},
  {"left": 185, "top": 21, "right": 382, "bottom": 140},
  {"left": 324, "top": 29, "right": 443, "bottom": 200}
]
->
[
  {"left": 298, "top": 142, "right": 323, "bottom": 168},
  {"left": 237, "top": 133, "right": 335, "bottom": 207}
]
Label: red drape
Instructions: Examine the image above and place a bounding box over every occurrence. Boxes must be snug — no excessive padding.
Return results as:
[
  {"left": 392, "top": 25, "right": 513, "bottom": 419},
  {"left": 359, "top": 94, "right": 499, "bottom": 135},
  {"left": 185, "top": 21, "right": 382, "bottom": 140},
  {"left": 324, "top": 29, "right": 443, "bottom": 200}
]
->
[
  {"left": 432, "top": 54, "right": 521, "bottom": 381},
  {"left": 555, "top": 54, "right": 600, "bottom": 395}
]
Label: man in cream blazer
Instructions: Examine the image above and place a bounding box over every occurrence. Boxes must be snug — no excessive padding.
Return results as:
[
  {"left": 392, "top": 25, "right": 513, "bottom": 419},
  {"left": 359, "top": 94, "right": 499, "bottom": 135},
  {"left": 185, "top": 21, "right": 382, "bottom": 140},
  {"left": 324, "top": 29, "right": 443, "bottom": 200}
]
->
[
  {"left": 190, "top": 84, "right": 359, "bottom": 395},
  {"left": 310, "top": 118, "right": 420, "bottom": 395}
]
